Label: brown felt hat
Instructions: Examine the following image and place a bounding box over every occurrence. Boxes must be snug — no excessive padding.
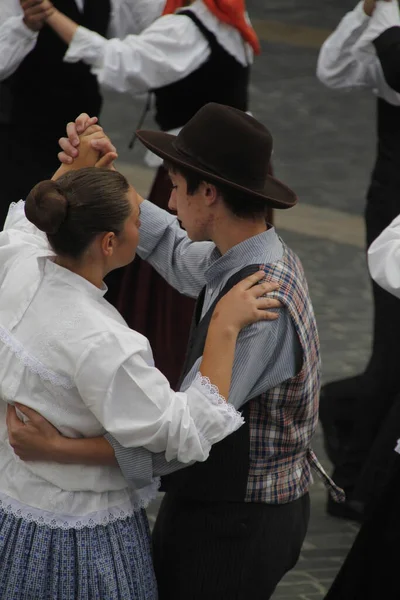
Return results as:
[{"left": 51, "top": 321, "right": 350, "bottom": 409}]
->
[{"left": 136, "top": 103, "right": 297, "bottom": 209}]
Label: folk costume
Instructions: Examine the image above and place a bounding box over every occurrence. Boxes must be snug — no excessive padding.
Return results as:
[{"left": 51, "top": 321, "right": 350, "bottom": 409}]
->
[
  {"left": 317, "top": 0, "right": 400, "bottom": 514},
  {"left": 105, "top": 104, "right": 344, "bottom": 599},
  {"left": 57, "top": 0, "right": 258, "bottom": 387},
  {"left": 0, "top": 199, "right": 244, "bottom": 599}
]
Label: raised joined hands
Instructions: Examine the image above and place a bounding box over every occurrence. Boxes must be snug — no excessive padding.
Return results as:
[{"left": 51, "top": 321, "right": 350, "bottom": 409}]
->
[
  {"left": 21, "top": 0, "right": 55, "bottom": 32},
  {"left": 58, "top": 114, "right": 117, "bottom": 168}
]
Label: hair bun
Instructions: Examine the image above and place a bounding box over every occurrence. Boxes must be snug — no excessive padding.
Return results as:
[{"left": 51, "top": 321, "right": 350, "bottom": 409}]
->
[{"left": 25, "top": 180, "right": 68, "bottom": 234}]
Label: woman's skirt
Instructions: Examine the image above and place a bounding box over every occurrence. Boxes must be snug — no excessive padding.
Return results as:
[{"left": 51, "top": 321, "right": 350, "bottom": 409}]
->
[{"left": 0, "top": 507, "right": 158, "bottom": 600}]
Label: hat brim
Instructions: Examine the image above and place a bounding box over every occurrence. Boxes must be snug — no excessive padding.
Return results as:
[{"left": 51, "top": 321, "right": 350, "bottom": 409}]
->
[{"left": 136, "top": 130, "right": 297, "bottom": 210}]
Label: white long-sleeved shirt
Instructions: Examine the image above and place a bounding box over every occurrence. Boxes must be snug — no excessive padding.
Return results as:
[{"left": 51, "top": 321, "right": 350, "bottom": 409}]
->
[
  {"left": 317, "top": 0, "right": 400, "bottom": 106},
  {"left": 0, "top": 201, "right": 243, "bottom": 529},
  {"left": 0, "top": 0, "right": 165, "bottom": 81}
]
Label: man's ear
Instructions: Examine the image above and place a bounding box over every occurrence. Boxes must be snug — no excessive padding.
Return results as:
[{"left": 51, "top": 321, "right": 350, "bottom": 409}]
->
[{"left": 203, "top": 182, "right": 218, "bottom": 206}]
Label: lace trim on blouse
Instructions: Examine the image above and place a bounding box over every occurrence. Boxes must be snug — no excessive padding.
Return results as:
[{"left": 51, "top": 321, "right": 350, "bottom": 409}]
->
[
  {"left": 0, "top": 479, "right": 160, "bottom": 530},
  {"left": 0, "top": 326, "right": 74, "bottom": 389}
]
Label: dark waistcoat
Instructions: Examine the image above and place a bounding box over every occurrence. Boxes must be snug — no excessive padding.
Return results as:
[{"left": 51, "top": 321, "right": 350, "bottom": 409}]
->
[
  {"left": 154, "top": 9, "right": 250, "bottom": 131},
  {"left": 0, "top": 0, "right": 111, "bottom": 139}
]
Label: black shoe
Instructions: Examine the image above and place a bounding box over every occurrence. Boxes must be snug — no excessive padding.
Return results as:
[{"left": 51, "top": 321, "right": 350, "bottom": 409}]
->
[{"left": 327, "top": 495, "right": 364, "bottom": 523}]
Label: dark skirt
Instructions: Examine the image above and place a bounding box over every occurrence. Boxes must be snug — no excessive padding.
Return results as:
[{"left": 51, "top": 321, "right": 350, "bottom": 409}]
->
[
  {"left": 325, "top": 452, "right": 400, "bottom": 599},
  {"left": 152, "top": 492, "right": 309, "bottom": 600}
]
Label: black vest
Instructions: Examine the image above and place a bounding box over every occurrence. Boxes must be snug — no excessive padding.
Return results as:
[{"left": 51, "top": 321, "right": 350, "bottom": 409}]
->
[
  {"left": 370, "top": 28, "right": 400, "bottom": 190},
  {"left": 371, "top": 98, "right": 400, "bottom": 188},
  {"left": 0, "top": 0, "right": 110, "bottom": 138},
  {"left": 161, "top": 264, "right": 260, "bottom": 501},
  {"left": 154, "top": 10, "right": 250, "bottom": 131}
]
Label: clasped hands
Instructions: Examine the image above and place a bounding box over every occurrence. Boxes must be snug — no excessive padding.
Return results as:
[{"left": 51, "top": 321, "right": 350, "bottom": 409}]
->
[
  {"left": 52, "top": 113, "right": 119, "bottom": 180},
  {"left": 21, "top": 0, "right": 55, "bottom": 32}
]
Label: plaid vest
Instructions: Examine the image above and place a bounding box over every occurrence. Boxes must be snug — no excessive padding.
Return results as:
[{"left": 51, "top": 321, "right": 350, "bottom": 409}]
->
[{"left": 162, "top": 244, "right": 344, "bottom": 504}]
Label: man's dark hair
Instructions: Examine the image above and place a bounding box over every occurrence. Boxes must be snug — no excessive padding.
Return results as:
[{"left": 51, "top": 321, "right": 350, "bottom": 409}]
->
[{"left": 165, "top": 162, "right": 269, "bottom": 219}]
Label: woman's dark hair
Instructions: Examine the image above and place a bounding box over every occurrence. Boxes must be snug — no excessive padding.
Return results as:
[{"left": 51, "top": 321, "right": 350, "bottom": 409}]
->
[
  {"left": 25, "top": 168, "right": 131, "bottom": 259},
  {"left": 164, "top": 162, "right": 268, "bottom": 219}
]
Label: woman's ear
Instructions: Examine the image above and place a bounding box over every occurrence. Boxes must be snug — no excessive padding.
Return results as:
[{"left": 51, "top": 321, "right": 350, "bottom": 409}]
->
[{"left": 100, "top": 232, "right": 116, "bottom": 257}]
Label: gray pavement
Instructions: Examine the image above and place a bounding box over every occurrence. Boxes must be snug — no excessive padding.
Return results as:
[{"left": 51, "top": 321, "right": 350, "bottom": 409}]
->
[{"left": 99, "top": 1, "right": 377, "bottom": 596}]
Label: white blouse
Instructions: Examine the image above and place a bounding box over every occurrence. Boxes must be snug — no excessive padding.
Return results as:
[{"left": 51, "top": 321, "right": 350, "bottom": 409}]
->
[
  {"left": 316, "top": 0, "right": 400, "bottom": 107},
  {"left": 0, "top": 201, "right": 243, "bottom": 529},
  {"left": 0, "top": 0, "right": 165, "bottom": 81}
]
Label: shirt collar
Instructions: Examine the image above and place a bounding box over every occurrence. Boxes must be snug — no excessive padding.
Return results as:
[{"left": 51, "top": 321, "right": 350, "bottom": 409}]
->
[
  {"left": 44, "top": 258, "right": 108, "bottom": 299},
  {"left": 204, "top": 227, "right": 283, "bottom": 284}
]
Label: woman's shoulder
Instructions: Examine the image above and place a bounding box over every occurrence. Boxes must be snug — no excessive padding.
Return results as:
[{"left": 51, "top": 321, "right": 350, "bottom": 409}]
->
[{"left": 76, "top": 301, "right": 153, "bottom": 361}]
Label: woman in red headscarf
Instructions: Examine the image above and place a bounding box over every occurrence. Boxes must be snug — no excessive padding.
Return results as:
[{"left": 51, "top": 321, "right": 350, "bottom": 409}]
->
[{"left": 33, "top": 0, "right": 265, "bottom": 391}]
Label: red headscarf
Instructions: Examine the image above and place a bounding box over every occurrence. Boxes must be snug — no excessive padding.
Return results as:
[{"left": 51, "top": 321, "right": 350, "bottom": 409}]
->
[{"left": 162, "top": 0, "right": 261, "bottom": 55}]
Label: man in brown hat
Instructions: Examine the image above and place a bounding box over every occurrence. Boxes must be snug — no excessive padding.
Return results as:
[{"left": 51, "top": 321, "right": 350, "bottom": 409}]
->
[{"left": 7, "top": 103, "right": 343, "bottom": 600}]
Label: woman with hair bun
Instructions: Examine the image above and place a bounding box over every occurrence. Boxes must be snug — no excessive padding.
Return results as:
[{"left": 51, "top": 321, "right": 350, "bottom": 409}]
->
[{"left": 0, "top": 129, "right": 280, "bottom": 599}]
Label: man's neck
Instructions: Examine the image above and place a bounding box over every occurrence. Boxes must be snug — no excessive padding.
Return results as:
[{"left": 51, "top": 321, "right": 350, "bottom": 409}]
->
[{"left": 211, "top": 216, "right": 269, "bottom": 255}]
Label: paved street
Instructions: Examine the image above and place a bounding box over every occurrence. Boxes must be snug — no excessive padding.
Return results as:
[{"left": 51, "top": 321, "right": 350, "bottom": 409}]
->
[{"left": 100, "top": 1, "right": 374, "bottom": 597}]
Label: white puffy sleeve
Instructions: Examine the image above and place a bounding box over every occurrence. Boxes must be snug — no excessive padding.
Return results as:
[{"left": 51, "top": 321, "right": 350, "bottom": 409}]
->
[
  {"left": 64, "top": 14, "right": 210, "bottom": 95},
  {"left": 75, "top": 330, "right": 244, "bottom": 463},
  {"left": 368, "top": 213, "right": 400, "bottom": 298},
  {"left": 316, "top": 1, "right": 374, "bottom": 89},
  {"left": 0, "top": 2, "right": 39, "bottom": 81},
  {"left": 108, "top": 0, "right": 165, "bottom": 38}
]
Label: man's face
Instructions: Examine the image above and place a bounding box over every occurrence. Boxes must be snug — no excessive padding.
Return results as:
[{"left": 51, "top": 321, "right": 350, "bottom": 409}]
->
[{"left": 167, "top": 170, "right": 211, "bottom": 241}]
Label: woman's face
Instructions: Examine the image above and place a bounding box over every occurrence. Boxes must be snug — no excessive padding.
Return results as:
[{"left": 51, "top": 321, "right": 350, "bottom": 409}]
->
[{"left": 113, "top": 186, "right": 141, "bottom": 268}]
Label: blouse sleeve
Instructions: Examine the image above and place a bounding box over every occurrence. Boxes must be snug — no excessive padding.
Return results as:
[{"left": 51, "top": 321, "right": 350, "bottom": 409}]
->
[
  {"left": 316, "top": 1, "right": 374, "bottom": 89},
  {"left": 368, "top": 212, "right": 400, "bottom": 298},
  {"left": 64, "top": 14, "right": 210, "bottom": 95},
  {"left": 76, "top": 330, "right": 244, "bottom": 463},
  {"left": 0, "top": 7, "right": 39, "bottom": 81},
  {"left": 108, "top": 0, "right": 165, "bottom": 38}
]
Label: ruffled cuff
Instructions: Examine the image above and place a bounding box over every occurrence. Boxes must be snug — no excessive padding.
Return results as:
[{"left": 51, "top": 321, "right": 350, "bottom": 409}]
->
[
  {"left": 64, "top": 26, "right": 106, "bottom": 66},
  {"left": 183, "top": 373, "right": 245, "bottom": 459},
  {"left": 352, "top": 1, "right": 371, "bottom": 26},
  {"left": 8, "top": 15, "right": 39, "bottom": 42},
  {"left": 353, "top": 0, "right": 400, "bottom": 59}
]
